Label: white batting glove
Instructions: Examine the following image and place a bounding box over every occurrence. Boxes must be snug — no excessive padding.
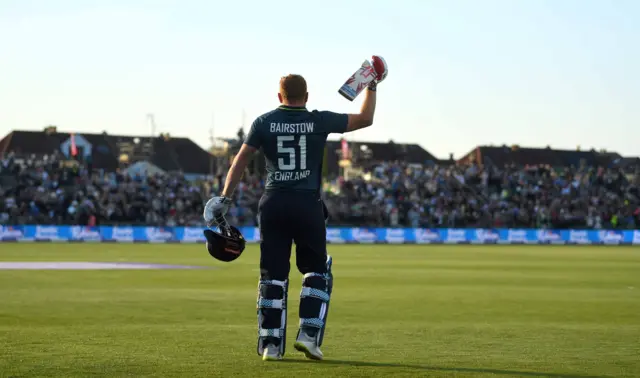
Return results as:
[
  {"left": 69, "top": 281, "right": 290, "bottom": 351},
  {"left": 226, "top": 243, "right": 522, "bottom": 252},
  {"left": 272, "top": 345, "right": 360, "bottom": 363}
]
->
[{"left": 203, "top": 196, "right": 232, "bottom": 228}]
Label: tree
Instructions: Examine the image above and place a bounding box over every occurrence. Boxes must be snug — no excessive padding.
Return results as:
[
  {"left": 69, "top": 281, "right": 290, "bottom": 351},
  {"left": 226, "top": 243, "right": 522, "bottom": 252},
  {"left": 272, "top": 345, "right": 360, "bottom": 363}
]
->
[{"left": 236, "top": 128, "right": 245, "bottom": 142}]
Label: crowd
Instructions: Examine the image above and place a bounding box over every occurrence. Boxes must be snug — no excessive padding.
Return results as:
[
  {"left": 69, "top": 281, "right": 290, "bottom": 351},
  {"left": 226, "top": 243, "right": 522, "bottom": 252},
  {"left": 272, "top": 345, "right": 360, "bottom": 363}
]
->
[
  {"left": 0, "top": 153, "right": 211, "bottom": 227},
  {"left": 327, "top": 161, "right": 640, "bottom": 229},
  {"left": 1, "top": 152, "right": 639, "bottom": 229}
]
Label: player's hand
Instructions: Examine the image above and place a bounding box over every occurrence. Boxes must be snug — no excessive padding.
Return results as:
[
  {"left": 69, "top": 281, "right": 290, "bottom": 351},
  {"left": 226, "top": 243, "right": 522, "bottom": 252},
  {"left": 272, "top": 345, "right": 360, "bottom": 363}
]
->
[
  {"left": 371, "top": 55, "right": 388, "bottom": 84},
  {"left": 203, "top": 196, "right": 232, "bottom": 228},
  {"left": 368, "top": 55, "right": 387, "bottom": 91}
]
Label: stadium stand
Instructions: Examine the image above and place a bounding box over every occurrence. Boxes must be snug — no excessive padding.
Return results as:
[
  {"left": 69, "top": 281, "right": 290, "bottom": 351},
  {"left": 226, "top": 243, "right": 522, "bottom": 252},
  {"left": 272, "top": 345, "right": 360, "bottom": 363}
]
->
[
  {"left": 1, "top": 127, "right": 638, "bottom": 230},
  {"left": 458, "top": 144, "right": 621, "bottom": 169},
  {"left": 0, "top": 127, "right": 212, "bottom": 174}
]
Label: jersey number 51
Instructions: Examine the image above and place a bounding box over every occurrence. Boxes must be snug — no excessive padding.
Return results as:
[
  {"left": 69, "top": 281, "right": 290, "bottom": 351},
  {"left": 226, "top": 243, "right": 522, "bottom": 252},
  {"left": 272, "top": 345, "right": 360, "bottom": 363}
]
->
[{"left": 277, "top": 135, "right": 307, "bottom": 171}]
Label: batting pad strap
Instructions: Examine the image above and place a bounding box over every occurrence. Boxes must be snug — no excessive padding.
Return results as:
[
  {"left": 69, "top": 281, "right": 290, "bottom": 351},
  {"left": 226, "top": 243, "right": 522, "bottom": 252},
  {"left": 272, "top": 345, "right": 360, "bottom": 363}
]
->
[
  {"left": 260, "top": 279, "right": 287, "bottom": 287},
  {"left": 303, "top": 272, "right": 326, "bottom": 280},
  {"left": 300, "top": 287, "right": 330, "bottom": 302},
  {"left": 259, "top": 328, "right": 284, "bottom": 338},
  {"left": 257, "top": 299, "right": 284, "bottom": 309},
  {"left": 300, "top": 318, "right": 324, "bottom": 329}
]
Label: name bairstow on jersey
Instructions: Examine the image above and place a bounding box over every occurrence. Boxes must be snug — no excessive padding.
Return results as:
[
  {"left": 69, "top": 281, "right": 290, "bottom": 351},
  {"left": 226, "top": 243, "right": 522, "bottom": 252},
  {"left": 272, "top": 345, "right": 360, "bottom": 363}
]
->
[{"left": 270, "top": 122, "right": 314, "bottom": 133}]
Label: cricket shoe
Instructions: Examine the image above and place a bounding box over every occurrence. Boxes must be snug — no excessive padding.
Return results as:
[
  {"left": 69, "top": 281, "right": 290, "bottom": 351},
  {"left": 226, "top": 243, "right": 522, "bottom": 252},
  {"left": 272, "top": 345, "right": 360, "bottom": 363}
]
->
[
  {"left": 293, "top": 331, "right": 323, "bottom": 360},
  {"left": 261, "top": 344, "right": 283, "bottom": 361}
]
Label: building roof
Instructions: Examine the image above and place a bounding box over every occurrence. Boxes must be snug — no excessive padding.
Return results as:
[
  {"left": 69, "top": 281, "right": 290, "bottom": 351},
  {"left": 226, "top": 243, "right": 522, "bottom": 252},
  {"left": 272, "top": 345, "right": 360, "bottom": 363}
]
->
[
  {"left": 0, "top": 129, "right": 213, "bottom": 174},
  {"left": 457, "top": 144, "right": 624, "bottom": 168}
]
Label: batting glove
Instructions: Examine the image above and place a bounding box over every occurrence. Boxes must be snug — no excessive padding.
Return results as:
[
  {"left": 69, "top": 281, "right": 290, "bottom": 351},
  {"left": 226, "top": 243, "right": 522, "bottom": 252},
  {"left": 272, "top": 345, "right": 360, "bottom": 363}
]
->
[
  {"left": 368, "top": 55, "right": 388, "bottom": 91},
  {"left": 203, "top": 196, "right": 232, "bottom": 228}
]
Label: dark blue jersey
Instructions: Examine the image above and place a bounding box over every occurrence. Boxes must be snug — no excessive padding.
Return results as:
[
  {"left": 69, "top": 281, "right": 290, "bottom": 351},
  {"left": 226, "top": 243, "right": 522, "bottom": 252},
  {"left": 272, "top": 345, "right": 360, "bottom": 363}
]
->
[{"left": 244, "top": 105, "right": 348, "bottom": 192}]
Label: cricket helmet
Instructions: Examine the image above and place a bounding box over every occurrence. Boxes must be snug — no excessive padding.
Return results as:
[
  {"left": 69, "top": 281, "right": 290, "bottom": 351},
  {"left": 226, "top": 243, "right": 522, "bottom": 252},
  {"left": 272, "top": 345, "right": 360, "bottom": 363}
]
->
[{"left": 203, "top": 224, "right": 246, "bottom": 262}]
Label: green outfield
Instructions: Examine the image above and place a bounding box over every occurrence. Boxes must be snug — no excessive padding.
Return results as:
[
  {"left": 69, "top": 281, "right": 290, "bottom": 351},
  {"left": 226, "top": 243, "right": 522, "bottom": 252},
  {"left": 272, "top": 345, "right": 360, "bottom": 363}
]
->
[{"left": 0, "top": 243, "right": 638, "bottom": 378}]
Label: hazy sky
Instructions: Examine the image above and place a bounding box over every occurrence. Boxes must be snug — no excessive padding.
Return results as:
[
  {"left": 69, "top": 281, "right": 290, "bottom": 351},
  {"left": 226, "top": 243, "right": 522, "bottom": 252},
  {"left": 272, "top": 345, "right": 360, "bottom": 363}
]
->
[{"left": 1, "top": 0, "right": 638, "bottom": 159}]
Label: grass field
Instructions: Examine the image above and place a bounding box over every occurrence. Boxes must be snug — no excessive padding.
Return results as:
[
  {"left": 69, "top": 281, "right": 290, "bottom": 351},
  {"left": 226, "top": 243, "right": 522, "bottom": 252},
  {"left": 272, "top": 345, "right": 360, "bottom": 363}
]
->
[{"left": 0, "top": 243, "right": 639, "bottom": 378}]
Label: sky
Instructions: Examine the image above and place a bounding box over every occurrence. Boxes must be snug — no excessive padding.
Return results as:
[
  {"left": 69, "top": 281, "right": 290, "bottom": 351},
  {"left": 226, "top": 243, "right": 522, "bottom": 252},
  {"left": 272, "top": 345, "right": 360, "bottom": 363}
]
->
[{"left": 1, "top": 0, "right": 638, "bottom": 159}]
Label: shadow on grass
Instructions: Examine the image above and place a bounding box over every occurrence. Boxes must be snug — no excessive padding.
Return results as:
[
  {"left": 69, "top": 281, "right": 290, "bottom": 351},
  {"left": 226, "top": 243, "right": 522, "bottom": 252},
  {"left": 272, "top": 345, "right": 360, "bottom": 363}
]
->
[{"left": 279, "top": 358, "right": 609, "bottom": 378}]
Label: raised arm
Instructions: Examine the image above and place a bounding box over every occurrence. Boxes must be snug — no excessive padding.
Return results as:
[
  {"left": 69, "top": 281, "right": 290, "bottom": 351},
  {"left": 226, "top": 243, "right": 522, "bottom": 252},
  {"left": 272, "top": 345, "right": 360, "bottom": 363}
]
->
[
  {"left": 346, "top": 55, "right": 387, "bottom": 132},
  {"left": 346, "top": 87, "right": 377, "bottom": 132}
]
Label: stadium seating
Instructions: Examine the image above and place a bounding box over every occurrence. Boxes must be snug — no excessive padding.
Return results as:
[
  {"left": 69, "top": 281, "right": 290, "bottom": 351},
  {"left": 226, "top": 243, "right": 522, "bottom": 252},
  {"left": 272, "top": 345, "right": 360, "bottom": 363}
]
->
[{"left": 1, "top": 128, "right": 638, "bottom": 229}]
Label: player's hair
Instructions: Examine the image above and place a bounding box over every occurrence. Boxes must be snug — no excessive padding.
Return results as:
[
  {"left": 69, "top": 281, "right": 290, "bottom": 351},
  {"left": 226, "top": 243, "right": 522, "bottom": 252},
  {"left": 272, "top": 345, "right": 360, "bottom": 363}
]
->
[{"left": 279, "top": 74, "right": 307, "bottom": 102}]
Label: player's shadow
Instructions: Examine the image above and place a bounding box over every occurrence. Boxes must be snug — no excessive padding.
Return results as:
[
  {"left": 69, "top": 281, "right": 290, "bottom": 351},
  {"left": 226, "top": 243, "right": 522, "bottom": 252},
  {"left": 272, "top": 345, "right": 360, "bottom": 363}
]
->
[{"left": 280, "top": 359, "right": 609, "bottom": 378}]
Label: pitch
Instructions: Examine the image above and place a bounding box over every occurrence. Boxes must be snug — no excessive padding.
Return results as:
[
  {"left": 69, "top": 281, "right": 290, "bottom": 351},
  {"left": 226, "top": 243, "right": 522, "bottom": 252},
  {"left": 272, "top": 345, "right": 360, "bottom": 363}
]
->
[{"left": 1, "top": 243, "right": 638, "bottom": 377}]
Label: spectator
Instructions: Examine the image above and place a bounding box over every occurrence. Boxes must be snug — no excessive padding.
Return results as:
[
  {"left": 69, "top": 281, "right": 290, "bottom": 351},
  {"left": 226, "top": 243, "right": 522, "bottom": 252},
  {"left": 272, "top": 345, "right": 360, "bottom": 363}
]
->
[{"left": 0, "top": 153, "right": 638, "bottom": 229}]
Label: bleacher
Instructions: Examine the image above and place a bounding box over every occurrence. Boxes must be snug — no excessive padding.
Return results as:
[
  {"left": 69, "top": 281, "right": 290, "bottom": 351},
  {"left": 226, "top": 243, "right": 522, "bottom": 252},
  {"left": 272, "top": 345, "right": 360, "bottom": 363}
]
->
[
  {"left": 0, "top": 127, "right": 213, "bottom": 175},
  {"left": 457, "top": 144, "right": 637, "bottom": 170}
]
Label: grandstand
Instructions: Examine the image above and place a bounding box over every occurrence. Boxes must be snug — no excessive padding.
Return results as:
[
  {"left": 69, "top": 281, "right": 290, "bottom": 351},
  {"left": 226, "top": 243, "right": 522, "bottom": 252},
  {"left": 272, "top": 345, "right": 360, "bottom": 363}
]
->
[
  {"left": 4, "top": 127, "right": 637, "bottom": 176},
  {"left": 325, "top": 139, "right": 447, "bottom": 166},
  {"left": 457, "top": 144, "right": 640, "bottom": 171},
  {"left": 0, "top": 127, "right": 212, "bottom": 176},
  {"left": 1, "top": 126, "right": 638, "bottom": 230}
]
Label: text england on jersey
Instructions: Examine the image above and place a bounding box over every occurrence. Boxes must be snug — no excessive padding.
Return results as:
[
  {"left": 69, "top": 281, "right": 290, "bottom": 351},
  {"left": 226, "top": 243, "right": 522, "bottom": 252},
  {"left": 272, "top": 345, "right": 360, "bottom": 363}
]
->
[
  {"left": 270, "top": 122, "right": 314, "bottom": 134},
  {"left": 273, "top": 170, "right": 311, "bottom": 182}
]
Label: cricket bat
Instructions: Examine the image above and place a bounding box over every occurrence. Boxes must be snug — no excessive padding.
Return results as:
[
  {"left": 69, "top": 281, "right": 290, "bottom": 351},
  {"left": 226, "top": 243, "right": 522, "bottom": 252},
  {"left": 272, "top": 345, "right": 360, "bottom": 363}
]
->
[{"left": 338, "top": 59, "right": 378, "bottom": 102}]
